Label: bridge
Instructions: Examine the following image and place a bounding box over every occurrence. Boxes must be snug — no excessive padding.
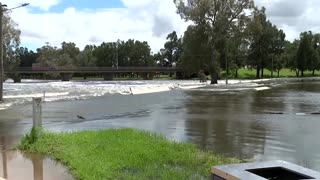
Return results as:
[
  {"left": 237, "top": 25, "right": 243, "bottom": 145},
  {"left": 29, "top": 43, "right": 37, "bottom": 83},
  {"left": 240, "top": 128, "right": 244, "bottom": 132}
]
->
[{"left": 3, "top": 66, "right": 183, "bottom": 81}]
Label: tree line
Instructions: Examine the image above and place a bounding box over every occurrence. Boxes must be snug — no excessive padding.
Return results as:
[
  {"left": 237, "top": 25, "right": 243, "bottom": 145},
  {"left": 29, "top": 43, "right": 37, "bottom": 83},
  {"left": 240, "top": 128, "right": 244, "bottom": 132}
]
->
[
  {"left": 18, "top": 40, "right": 155, "bottom": 69},
  {"left": 174, "top": 1, "right": 320, "bottom": 83},
  {"left": 3, "top": 0, "right": 320, "bottom": 83}
]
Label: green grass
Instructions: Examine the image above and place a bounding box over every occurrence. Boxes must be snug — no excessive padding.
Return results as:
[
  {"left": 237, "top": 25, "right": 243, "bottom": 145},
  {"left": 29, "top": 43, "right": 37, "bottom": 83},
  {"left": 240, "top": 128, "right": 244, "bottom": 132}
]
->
[
  {"left": 220, "top": 68, "right": 320, "bottom": 79},
  {"left": 18, "top": 129, "right": 238, "bottom": 180}
]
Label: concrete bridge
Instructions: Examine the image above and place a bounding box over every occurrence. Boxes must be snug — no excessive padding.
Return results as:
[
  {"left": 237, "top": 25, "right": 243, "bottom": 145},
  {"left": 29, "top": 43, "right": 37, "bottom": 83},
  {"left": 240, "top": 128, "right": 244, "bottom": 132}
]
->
[{"left": 4, "top": 67, "right": 182, "bottom": 82}]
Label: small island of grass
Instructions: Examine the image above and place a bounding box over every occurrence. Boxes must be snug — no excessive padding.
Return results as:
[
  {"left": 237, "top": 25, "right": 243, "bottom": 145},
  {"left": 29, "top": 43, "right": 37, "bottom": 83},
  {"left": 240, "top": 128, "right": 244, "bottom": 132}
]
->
[{"left": 18, "top": 128, "right": 238, "bottom": 180}]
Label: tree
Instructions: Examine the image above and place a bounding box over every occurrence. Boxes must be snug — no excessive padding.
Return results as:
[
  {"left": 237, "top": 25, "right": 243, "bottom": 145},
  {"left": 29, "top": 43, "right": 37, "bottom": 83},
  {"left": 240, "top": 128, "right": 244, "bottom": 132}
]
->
[
  {"left": 297, "top": 31, "right": 314, "bottom": 77},
  {"left": 247, "top": 7, "right": 273, "bottom": 79},
  {"left": 268, "top": 27, "right": 286, "bottom": 78},
  {"left": 61, "top": 42, "right": 80, "bottom": 65},
  {"left": 180, "top": 25, "right": 212, "bottom": 74},
  {"left": 175, "top": 0, "right": 254, "bottom": 84},
  {"left": 224, "top": 15, "right": 249, "bottom": 79},
  {"left": 246, "top": 7, "right": 286, "bottom": 79},
  {"left": 36, "top": 43, "right": 59, "bottom": 67},
  {"left": 18, "top": 47, "right": 38, "bottom": 67},
  {"left": 132, "top": 40, "right": 153, "bottom": 66},
  {"left": 153, "top": 51, "right": 166, "bottom": 67},
  {"left": 229, "top": 39, "right": 249, "bottom": 78},
  {"left": 309, "top": 33, "right": 320, "bottom": 76},
  {"left": 93, "top": 40, "right": 153, "bottom": 68},
  {"left": 93, "top": 42, "right": 117, "bottom": 67},
  {"left": 121, "top": 40, "right": 153, "bottom": 67},
  {"left": 36, "top": 42, "right": 74, "bottom": 68},
  {"left": 285, "top": 40, "right": 300, "bottom": 76},
  {"left": 3, "top": 11, "right": 21, "bottom": 70},
  {"left": 163, "top": 31, "right": 182, "bottom": 65},
  {"left": 76, "top": 45, "right": 96, "bottom": 67}
]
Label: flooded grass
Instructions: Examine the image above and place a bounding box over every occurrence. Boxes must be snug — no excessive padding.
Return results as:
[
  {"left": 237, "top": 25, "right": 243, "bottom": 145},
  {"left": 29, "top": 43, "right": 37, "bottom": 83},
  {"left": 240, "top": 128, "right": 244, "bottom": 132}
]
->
[{"left": 18, "top": 128, "right": 238, "bottom": 180}]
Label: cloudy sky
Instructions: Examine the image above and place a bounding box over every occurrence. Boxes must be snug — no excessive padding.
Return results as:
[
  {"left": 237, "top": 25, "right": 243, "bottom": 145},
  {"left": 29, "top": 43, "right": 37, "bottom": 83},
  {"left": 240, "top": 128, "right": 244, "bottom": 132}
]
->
[{"left": 3, "top": 0, "right": 320, "bottom": 52}]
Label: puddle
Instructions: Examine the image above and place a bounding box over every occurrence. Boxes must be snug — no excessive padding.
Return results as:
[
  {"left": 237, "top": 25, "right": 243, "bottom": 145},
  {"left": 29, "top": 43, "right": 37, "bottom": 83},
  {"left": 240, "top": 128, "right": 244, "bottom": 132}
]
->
[
  {"left": 0, "top": 137, "right": 73, "bottom": 180},
  {"left": 0, "top": 151, "right": 73, "bottom": 180}
]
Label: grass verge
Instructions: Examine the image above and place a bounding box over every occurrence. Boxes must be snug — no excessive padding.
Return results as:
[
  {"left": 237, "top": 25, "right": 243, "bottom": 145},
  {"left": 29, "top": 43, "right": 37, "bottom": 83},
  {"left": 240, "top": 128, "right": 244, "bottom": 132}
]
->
[
  {"left": 18, "top": 128, "right": 238, "bottom": 180},
  {"left": 221, "top": 68, "right": 320, "bottom": 79}
]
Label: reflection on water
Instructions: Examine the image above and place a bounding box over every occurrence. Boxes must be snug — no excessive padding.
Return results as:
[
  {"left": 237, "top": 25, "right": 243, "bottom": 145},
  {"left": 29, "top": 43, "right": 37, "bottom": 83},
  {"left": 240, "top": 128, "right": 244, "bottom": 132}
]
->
[
  {"left": 182, "top": 81, "right": 320, "bottom": 170},
  {"left": 0, "top": 137, "right": 73, "bottom": 180},
  {"left": 1, "top": 79, "right": 320, "bottom": 174}
]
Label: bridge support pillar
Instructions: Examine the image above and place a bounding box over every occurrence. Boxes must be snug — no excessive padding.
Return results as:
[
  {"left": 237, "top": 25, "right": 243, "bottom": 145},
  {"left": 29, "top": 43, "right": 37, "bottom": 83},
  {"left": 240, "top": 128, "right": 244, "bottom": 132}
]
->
[
  {"left": 13, "top": 76, "right": 21, "bottom": 83},
  {"left": 11, "top": 73, "right": 21, "bottom": 83},
  {"left": 61, "top": 73, "right": 72, "bottom": 81},
  {"left": 142, "top": 73, "right": 154, "bottom": 80},
  {"left": 103, "top": 73, "right": 114, "bottom": 81}
]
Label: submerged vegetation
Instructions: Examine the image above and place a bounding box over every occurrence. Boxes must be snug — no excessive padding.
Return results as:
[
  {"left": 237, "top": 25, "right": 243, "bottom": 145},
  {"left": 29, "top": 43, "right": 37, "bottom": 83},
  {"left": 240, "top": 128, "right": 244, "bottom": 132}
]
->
[{"left": 18, "top": 128, "right": 238, "bottom": 180}]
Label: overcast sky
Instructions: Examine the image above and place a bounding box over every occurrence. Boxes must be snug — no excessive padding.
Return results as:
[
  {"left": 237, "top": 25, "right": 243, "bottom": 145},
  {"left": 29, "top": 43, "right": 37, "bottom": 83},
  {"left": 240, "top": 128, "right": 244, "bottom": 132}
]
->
[{"left": 3, "top": 0, "right": 320, "bottom": 52}]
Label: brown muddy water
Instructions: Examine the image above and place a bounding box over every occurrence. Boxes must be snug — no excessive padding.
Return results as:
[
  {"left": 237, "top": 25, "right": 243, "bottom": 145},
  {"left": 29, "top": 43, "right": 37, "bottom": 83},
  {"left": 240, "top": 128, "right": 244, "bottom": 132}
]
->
[
  {"left": 0, "top": 137, "right": 72, "bottom": 179},
  {"left": 1, "top": 79, "right": 320, "bottom": 179}
]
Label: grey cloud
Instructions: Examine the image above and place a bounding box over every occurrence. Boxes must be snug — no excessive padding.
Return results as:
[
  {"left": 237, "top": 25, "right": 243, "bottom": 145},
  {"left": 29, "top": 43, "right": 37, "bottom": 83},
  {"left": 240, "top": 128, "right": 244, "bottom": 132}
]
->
[
  {"left": 22, "top": 30, "right": 47, "bottom": 39},
  {"left": 124, "top": 0, "right": 175, "bottom": 38},
  {"left": 255, "top": 0, "right": 320, "bottom": 41},
  {"left": 266, "top": 0, "right": 308, "bottom": 18},
  {"left": 89, "top": 36, "right": 103, "bottom": 43},
  {"left": 152, "top": 15, "right": 173, "bottom": 37}
]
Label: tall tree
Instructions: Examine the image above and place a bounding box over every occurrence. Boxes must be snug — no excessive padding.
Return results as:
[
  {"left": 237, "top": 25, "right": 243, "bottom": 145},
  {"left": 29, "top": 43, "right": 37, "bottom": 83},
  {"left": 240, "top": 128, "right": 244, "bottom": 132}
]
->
[
  {"left": 224, "top": 15, "right": 249, "bottom": 79},
  {"left": 247, "top": 7, "right": 285, "bottom": 79},
  {"left": 122, "top": 40, "right": 152, "bottom": 67},
  {"left": 175, "top": 0, "right": 254, "bottom": 84},
  {"left": 61, "top": 42, "right": 80, "bottom": 65},
  {"left": 36, "top": 42, "right": 74, "bottom": 68},
  {"left": 309, "top": 33, "right": 320, "bottom": 76},
  {"left": 247, "top": 7, "right": 273, "bottom": 79},
  {"left": 36, "top": 43, "right": 59, "bottom": 67},
  {"left": 268, "top": 27, "right": 286, "bottom": 77},
  {"left": 93, "top": 40, "right": 153, "bottom": 67},
  {"left": 180, "top": 25, "right": 212, "bottom": 74},
  {"left": 18, "top": 47, "right": 38, "bottom": 67},
  {"left": 76, "top": 45, "right": 96, "bottom": 67},
  {"left": 297, "top": 31, "right": 313, "bottom": 77},
  {"left": 163, "top": 31, "right": 182, "bottom": 65},
  {"left": 93, "top": 42, "right": 117, "bottom": 67},
  {"left": 3, "top": 11, "right": 21, "bottom": 70},
  {"left": 153, "top": 51, "right": 166, "bottom": 67},
  {"left": 285, "top": 40, "right": 300, "bottom": 76}
]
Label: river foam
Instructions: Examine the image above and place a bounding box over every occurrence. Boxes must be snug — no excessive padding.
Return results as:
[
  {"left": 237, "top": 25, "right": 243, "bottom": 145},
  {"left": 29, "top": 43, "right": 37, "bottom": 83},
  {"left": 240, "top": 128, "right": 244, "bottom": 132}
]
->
[{"left": 0, "top": 79, "right": 272, "bottom": 111}]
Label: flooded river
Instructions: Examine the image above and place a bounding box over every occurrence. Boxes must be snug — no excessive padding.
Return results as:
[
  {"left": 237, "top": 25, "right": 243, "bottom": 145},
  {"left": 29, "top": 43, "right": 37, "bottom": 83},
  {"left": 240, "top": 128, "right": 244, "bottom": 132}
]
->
[{"left": 1, "top": 78, "right": 320, "bottom": 179}]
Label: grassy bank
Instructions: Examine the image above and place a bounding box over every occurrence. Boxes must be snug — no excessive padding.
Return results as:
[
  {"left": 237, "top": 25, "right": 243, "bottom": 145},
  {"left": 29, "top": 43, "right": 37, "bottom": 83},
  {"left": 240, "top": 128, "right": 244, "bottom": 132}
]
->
[
  {"left": 222, "top": 68, "right": 320, "bottom": 79},
  {"left": 71, "top": 69, "right": 320, "bottom": 81},
  {"left": 18, "top": 129, "right": 238, "bottom": 180}
]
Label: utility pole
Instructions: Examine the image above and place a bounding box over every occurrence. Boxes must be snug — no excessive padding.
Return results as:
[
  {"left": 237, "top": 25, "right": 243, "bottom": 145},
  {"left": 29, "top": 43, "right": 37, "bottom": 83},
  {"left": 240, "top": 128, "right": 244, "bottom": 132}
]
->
[
  {"left": 0, "top": 3, "right": 5, "bottom": 102},
  {"left": 271, "top": 55, "right": 274, "bottom": 78},
  {"left": 225, "top": 40, "right": 229, "bottom": 85},
  {"left": 116, "top": 42, "right": 118, "bottom": 70},
  {"left": 0, "top": 3, "right": 29, "bottom": 102},
  {"left": 271, "top": 38, "right": 275, "bottom": 78},
  {"left": 1, "top": 137, "right": 8, "bottom": 179}
]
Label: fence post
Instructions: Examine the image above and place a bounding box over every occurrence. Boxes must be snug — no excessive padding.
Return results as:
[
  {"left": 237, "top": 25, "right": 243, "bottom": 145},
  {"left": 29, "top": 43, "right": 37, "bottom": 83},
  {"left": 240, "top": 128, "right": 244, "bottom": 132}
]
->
[{"left": 32, "top": 97, "right": 42, "bottom": 128}]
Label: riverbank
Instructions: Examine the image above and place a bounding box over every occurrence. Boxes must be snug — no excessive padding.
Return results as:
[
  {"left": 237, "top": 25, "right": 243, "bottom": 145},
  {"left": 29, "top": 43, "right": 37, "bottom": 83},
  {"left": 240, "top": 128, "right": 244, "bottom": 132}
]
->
[
  {"left": 18, "top": 129, "right": 238, "bottom": 179},
  {"left": 71, "top": 68, "right": 320, "bottom": 81},
  {"left": 222, "top": 68, "right": 320, "bottom": 79}
]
